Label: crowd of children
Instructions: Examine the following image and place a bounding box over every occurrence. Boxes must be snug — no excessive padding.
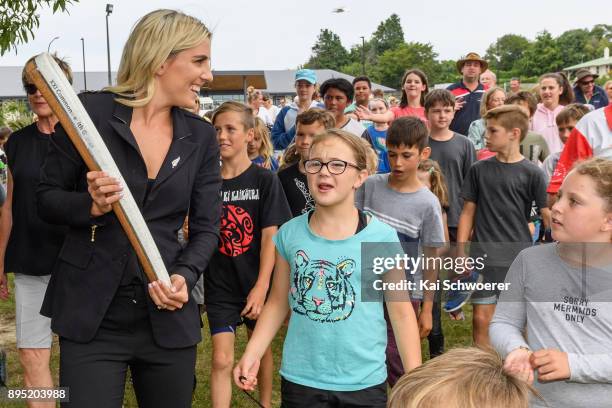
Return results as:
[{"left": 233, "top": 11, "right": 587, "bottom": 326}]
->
[
  {"left": 219, "top": 64, "right": 610, "bottom": 407},
  {"left": 2, "top": 44, "right": 611, "bottom": 408}
]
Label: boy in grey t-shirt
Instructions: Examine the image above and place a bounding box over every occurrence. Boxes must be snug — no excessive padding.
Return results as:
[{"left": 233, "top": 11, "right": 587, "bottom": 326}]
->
[
  {"left": 425, "top": 89, "right": 476, "bottom": 241},
  {"left": 355, "top": 117, "right": 444, "bottom": 386}
]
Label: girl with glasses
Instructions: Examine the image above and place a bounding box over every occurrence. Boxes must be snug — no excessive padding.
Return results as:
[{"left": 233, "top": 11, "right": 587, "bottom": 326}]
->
[{"left": 234, "top": 129, "right": 421, "bottom": 407}]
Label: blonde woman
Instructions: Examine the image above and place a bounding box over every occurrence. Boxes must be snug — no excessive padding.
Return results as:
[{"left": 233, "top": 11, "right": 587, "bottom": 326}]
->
[
  {"left": 467, "top": 86, "right": 506, "bottom": 151},
  {"left": 36, "top": 10, "right": 222, "bottom": 407},
  {"left": 248, "top": 117, "right": 279, "bottom": 171},
  {"left": 247, "top": 87, "right": 273, "bottom": 128}
]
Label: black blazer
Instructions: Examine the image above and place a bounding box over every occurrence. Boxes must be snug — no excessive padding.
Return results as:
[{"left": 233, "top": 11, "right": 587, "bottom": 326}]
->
[{"left": 37, "top": 92, "right": 222, "bottom": 348}]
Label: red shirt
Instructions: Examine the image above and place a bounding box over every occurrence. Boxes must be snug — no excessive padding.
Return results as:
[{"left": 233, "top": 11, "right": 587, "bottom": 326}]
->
[{"left": 391, "top": 106, "right": 428, "bottom": 127}]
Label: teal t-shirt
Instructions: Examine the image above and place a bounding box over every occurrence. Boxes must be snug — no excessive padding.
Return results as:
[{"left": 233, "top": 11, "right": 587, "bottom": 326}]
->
[{"left": 273, "top": 212, "right": 400, "bottom": 391}]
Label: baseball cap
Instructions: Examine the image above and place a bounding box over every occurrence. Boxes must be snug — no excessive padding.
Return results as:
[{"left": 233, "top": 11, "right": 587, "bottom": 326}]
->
[{"left": 295, "top": 69, "right": 317, "bottom": 84}]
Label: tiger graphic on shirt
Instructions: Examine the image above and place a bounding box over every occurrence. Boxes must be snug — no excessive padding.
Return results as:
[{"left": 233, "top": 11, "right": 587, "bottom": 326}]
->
[{"left": 290, "top": 250, "right": 356, "bottom": 322}]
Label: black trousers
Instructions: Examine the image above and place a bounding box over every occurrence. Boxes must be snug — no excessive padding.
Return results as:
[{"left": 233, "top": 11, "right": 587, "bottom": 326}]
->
[
  {"left": 59, "top": 285, "right": 197, "bottom": 408},
  {"left": 281, "top": 378, "right": 387, "bottom": 408}
]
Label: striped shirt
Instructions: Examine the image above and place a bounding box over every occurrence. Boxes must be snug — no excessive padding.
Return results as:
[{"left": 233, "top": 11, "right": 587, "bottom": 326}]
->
[{"left": 447, "top": 81, "right": 485, "bottom": 136}]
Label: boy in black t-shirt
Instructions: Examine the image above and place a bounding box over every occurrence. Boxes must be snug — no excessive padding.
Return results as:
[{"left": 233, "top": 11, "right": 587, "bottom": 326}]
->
[
  {"left": 455, "top": 105, "right": 550, "bottom": 346},
  {"left": 207, "top": 102, "right": 291, "bottom": 408},
  {"left": 278, "top": 109, "right": 335, "bottom": 217}
]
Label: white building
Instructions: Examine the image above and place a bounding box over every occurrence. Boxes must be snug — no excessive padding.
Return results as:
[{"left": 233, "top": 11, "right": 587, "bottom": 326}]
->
[{"left": 564, "top": 47, "right": 612, "bottom": 80}]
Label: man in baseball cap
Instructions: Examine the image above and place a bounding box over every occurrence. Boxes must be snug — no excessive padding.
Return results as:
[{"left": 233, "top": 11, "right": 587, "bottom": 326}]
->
[
  {"left": 446, "top": 52, "right": 488, "bottom": 136},
  {"left": 573, "top": 68, "right": 609, "bottom": 110}
]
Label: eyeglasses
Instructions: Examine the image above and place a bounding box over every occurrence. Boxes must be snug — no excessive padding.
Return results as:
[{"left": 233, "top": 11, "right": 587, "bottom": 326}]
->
[
  {"left": 23, "top": 84, "right": 38, "bottom": 95},
  {"left": 579, "top": 80, "right": 594, "bottom": 86},
  {"left": 303, "top": 159, "right": 361, "bottom": 175}
]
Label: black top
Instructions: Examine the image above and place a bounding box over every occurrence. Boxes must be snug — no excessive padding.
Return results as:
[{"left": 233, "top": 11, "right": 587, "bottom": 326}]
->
[
  {"left": 4, "top": 123, "right": 68, "bottom": 276},
  {"left": 120, "top": 178, "right": 156, "bottom": 286},
  {"left": 462, "top": 157, "right": 547, "bottom": 265},
  {"left": 277, "top": 162, "right": 315, "bottom": 217},
  {"left": 205, "top": 164, "right": 291, "bottom": 304},
  {"left": 37, "top": 92, "right": 222, "bottom": 348}
]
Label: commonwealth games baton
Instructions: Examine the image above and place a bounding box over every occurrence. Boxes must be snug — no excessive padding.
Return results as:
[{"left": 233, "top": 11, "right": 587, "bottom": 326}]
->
[{"left": 26, "top": 53, "right": 171, "bottom": 286}]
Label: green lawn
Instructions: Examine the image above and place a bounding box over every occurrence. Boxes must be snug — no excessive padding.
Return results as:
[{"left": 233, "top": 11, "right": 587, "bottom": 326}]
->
[{"left": 1, "top": 274, "right": 474, "bottom": 407}]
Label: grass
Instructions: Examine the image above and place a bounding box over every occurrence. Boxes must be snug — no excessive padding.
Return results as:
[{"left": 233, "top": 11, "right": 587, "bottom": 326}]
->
[{"left": 1, "top": 274, "right": 474, "bottom": 407}]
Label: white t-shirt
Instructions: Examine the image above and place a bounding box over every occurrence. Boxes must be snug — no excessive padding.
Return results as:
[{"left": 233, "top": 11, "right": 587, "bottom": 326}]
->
[
  {"left": 340, "top": 117, "right": 366, "bottom": 138},
  {"left": 257, "top": 107, "right": 274, "bottom": 127},
  {"left": 265, "top": 105, "right": 281, "bottom": 122}
]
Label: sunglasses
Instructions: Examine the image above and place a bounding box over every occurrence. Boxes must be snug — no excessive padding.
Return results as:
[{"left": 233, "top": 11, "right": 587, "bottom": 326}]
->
[
  {"left": 579, "top": 80, "right": 594, "bottom": 86},
  {"left": 23, "top": 83, "right": 39, "bottom": 95}
]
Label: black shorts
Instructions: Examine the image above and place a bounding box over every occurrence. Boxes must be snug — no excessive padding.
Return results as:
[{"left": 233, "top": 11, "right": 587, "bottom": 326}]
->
[
  {"left": 205, "top": 301, "right": 256, "bottom": 335},
  {"left": 280, "top": 377, "right": 387, "bottom": 408},
  {"left": 472, "top": 265, "right": 509, "bottom": 302},
  {"left": 448, "top": 226, "right": 458, "bottom": 243}
]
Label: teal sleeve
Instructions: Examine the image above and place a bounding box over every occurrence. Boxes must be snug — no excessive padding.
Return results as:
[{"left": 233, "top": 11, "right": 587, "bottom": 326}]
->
[{"left": 272, "top": 226, "right": 289, "bottom": 262}]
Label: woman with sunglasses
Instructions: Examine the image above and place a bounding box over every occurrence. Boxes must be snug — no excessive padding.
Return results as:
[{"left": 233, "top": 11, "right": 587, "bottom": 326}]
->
[
  {"left": 572, "top": 68, "right": 609, "bottom": 110},
  {"left": 0, "top": 55, "right": 72, "bottom": 407}
]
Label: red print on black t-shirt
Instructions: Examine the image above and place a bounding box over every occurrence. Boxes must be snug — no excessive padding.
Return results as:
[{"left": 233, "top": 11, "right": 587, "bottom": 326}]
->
[{"left": 219, "top": 204, "right": 254, "bottom": 257}]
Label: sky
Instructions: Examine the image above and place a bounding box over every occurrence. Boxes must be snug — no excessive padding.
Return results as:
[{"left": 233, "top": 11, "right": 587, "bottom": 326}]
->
[{"left": 1, "top": 0, "right": 610, "bottom": 72}]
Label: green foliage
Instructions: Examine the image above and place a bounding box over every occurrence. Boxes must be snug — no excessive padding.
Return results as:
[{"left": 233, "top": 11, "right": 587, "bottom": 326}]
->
[
  {"left": 304, "top": 29, "right": 349, "bottom": 71},
  {"left": 0, "top": 0, "right": 78, "bottom": 55},
  {"left": 370, "top": 13, "right": 404, "bottom": 55},
  {"left": 369, "top": 42, "right": 438, "bottom": 88},
  {"left": 304, "top": 15, "right": 611, "bottom": 88},
  {"left": 556, "top": 29, "right": 594, "bottom": 68},
  {"left": 485, "top": 34, "right": 530, "bottom": 72},
  {"left": 585, "top": 24, "right": 612, "bottom": 62},
  {"left": 340, "top": 61, "right": 368, "bottom": 78},
  {"left": 516, "top": 30, "right": 564, "bottom": 77},
  {"left": 431, "top": 60, "right": 460, "bottom": 85},
  {"left": 0, "top": 99, "right": 34, "bottom": 130}
]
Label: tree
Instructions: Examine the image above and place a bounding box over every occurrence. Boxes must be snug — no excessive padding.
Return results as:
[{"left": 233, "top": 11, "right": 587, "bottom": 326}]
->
[
  {"left": 556, "top": 29, "right": 594, "bottom": 68},
  {"left": 342, "top": 39, "right": 377, "bottom": 76},
  {"left": 0, "top": 0, "right": 78, "bottom": 55},
  {"left": 370, "top": 13, "right": 404, "bottom": 55},
  {"left": 586, "top": 24, "right": 612, "bottom": 60},
  {"left": 371, "top": 42, "right": 438, "bottom": 88},
  {"left": 516, "top": 30, "right": 563, "bottom": 77},
  {"left": 485, "top": 34, "right": 530, "bottom": 72},
  {"left": 304, "top": 29, "right": 349, "bottom": 71},
  {"left": 431, "top": 60, "right": 459, "bottom": 85}
]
